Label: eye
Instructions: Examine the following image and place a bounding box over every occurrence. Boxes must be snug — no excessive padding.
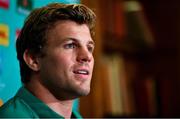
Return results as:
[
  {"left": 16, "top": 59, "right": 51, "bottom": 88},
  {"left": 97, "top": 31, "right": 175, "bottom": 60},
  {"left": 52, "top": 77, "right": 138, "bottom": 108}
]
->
[
  {"left": 88, "top": 45, "right": 94, "bottom": 53},
  {"left": 64, "top": 42, "right": 77, "bottom": 49}
]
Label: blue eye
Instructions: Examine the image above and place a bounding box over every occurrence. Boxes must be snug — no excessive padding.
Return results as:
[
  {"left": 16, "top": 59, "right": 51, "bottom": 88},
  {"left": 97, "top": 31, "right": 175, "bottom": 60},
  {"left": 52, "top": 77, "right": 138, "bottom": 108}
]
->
[{"left": 64, "top": 43, "right": 77, "bottom": 49}]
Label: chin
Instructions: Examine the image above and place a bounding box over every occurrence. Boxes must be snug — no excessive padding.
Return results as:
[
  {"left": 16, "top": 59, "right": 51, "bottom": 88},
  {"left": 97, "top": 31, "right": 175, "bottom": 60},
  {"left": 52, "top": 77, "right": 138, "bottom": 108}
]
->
[{"left": 77, "top": 87, "right": 90, "bottom": 97}]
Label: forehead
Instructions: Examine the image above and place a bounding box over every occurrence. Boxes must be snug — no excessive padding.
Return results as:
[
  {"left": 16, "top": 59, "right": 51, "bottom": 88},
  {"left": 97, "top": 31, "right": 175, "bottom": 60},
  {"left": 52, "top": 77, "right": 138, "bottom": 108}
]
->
[
  {"left": 46, "top": 20, "right": 93, "bottom": 43},
  {"left": 46, "top": 20, "right": 94, "bottom": 46}
]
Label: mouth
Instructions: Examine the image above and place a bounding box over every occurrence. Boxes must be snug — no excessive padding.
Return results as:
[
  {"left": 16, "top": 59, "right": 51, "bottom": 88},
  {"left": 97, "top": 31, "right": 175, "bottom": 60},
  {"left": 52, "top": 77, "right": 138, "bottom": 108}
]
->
[{"left": 73, "top": 69, "right": 89, "bottom": 75}]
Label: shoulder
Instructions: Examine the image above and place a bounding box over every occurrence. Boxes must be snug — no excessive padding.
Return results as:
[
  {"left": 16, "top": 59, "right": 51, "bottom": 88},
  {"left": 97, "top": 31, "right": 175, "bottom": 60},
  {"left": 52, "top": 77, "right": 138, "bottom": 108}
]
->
[{"left": 0, "top": 96, "right": 38, "bottom": 118}]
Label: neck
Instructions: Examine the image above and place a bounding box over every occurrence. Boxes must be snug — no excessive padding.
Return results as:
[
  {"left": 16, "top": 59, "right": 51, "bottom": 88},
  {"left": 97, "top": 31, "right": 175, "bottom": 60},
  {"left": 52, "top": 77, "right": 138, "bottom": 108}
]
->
[
  {"left": 25, "top": 76, "right": 74, "bottom": 118},
  {"left": 47, "top": 100, "right": 73, "bottom": 118}
]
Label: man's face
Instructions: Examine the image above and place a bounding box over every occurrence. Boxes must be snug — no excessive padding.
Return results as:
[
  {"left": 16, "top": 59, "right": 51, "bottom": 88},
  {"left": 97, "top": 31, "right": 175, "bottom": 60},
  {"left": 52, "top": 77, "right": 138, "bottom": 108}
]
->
[{"left": 39, "top": 20, "right": 94, "bottom": 100}]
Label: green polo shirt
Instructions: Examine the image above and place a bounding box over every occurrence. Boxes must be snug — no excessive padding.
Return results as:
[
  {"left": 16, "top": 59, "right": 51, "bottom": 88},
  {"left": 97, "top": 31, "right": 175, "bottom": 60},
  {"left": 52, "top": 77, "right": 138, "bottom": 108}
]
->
[{"left": 0, "top": 87, "right": 82, "bottom": 118}]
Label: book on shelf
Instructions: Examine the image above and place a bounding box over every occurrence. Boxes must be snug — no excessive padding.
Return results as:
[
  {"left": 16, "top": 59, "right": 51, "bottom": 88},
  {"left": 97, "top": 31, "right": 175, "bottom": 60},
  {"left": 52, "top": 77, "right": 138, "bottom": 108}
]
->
[{"left": 102, "top": 54, "right": 135, "bottom": 116}]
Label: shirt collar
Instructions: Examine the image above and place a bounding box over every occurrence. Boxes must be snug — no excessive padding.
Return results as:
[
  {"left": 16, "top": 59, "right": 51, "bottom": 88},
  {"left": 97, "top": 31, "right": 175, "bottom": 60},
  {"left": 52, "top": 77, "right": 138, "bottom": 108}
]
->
[{"left": 16, "top": 87, "right": 82, "bottom": 118}]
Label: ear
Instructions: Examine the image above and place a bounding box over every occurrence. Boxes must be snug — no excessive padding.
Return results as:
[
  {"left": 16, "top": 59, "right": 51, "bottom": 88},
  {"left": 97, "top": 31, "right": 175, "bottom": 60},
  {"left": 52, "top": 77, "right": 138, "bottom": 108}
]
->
[{"left": 23, "top": 49, "right": 40, "bottom": 71}]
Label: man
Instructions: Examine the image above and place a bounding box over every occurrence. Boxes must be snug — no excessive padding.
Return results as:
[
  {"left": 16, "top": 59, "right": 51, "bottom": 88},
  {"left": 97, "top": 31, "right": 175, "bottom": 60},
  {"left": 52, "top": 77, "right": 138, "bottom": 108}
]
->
[{"left": 0, "top": 2, "right": 96, "bottom": 118}]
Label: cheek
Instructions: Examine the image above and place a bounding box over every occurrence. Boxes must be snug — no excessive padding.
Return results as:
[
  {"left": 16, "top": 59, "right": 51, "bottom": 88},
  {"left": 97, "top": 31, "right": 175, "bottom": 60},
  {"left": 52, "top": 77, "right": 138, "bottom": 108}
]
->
[
  {"left": 91, "top": 58, "right": 94, "bottom": 69},
  {"left": 42, "top": 53, "right": 71, "bottom": 70},
  {"left": 54, "top": 53, "right": 73, "bottom": 70}
]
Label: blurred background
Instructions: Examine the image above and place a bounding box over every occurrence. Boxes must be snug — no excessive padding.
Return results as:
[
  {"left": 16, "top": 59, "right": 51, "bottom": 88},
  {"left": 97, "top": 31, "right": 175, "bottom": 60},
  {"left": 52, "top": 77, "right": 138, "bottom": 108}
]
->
[
  {"left": 0, "top": 0, "right": 180, "bottom": 118},
  {"left": 80, "top": 0, "right": 180, "bottom": 118}
]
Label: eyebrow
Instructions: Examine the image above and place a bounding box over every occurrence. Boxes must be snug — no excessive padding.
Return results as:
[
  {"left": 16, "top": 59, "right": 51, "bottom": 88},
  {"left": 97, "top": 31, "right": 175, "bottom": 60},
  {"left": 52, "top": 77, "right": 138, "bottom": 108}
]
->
[
  {"left": 65, "top": 37, "right": 95, "bottom": 46},
  {"left": 88, "top": 40, "right": 95, "bottom": 46}
]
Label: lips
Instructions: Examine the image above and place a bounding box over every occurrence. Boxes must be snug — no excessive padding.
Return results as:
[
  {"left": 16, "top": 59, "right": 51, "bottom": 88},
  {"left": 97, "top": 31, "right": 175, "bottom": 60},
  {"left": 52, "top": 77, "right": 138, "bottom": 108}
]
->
[{"left": 73, "top": 69, "right": 89, "bottom": 75}]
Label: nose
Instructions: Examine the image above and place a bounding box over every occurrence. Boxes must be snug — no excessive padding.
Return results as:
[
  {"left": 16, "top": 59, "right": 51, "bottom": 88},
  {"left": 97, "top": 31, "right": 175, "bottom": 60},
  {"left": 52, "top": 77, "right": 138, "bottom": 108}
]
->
[{"left": 77, "top": 47, "right": 93, "bottom": 63}]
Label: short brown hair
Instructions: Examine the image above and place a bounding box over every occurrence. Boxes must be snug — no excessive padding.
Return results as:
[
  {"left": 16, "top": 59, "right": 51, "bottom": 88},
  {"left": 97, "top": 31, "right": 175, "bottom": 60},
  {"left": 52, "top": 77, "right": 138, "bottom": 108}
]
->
[{"left": 16, "top": 3, "right": 96, "bottom": 83}]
